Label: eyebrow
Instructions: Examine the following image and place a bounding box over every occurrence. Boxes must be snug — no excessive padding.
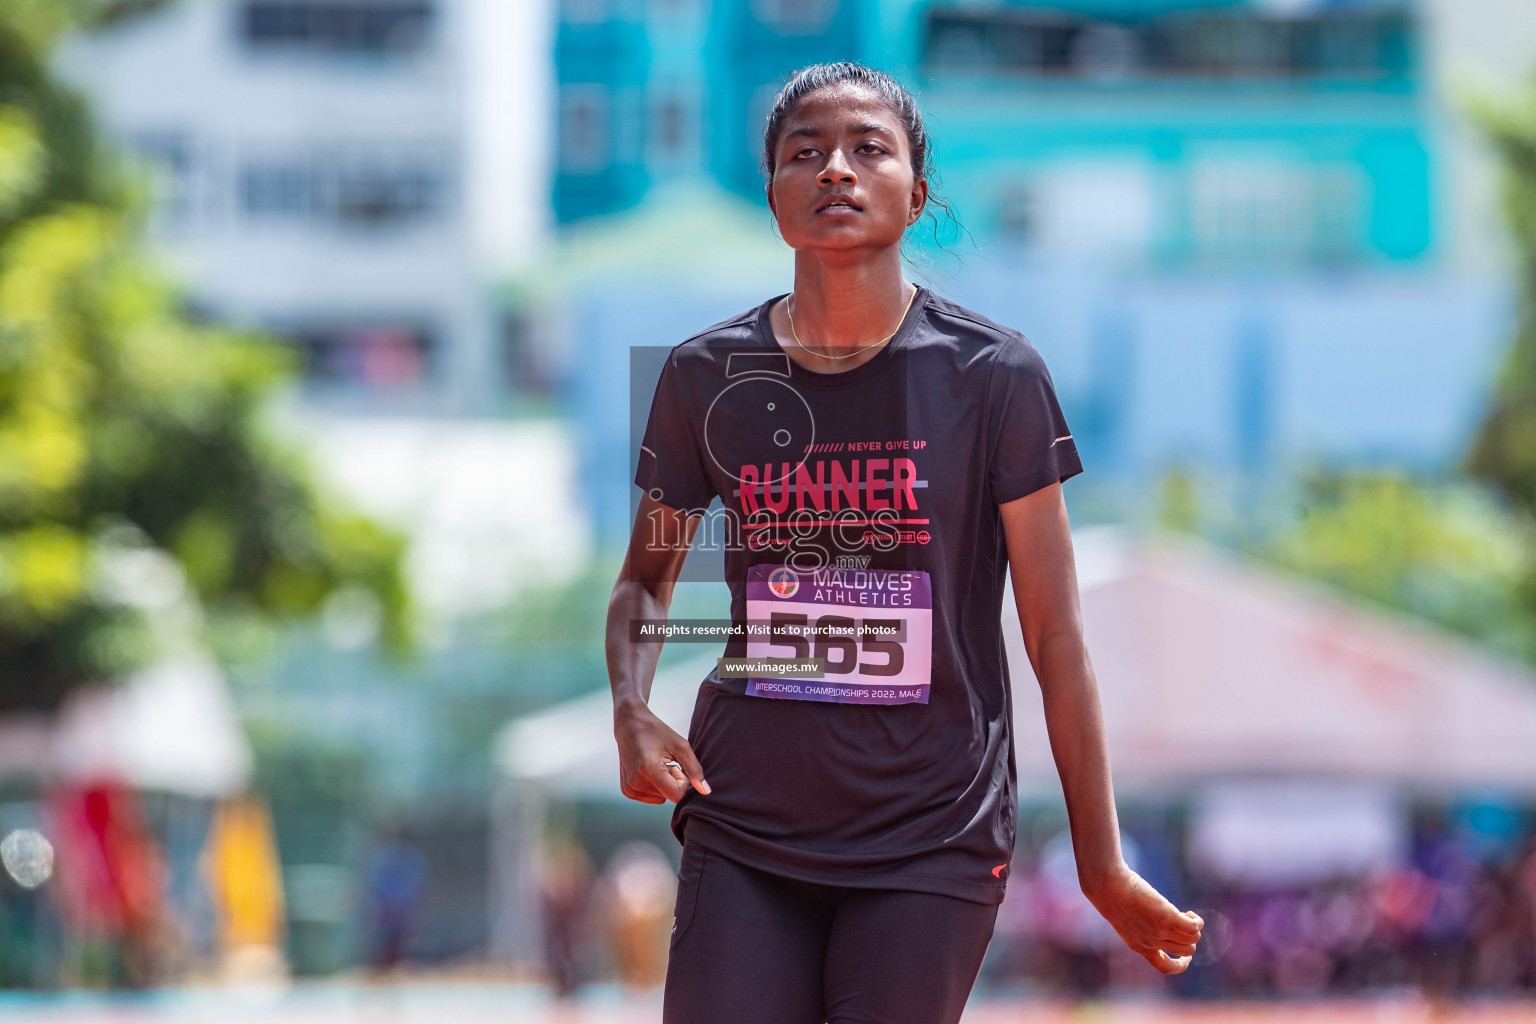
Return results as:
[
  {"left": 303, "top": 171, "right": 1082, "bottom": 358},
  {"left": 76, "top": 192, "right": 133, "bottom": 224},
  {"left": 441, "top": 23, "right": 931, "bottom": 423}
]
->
[{"left": 781, "top": 121, "right": 898, "bottom": 146}]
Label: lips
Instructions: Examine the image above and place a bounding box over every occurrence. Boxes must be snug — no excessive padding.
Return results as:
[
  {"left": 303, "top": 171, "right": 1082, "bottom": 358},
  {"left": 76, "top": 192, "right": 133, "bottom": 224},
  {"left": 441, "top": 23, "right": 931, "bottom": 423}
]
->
[{"left": 817, "top": 195, "right": 861, "bottom": 212}]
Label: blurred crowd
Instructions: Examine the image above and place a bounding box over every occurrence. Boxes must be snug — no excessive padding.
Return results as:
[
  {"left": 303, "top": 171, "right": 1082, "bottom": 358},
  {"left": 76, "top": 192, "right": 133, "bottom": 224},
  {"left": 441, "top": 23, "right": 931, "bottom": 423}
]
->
[
  {"left": 7, "top": 782, "right": 1534, "bottom": 1004},
  {"left": 988, "top": 816, "right": 1536, "bottom": 999},
  {"left": 522, "top": 807, "right": 1536, "bottom": 1004},
  {"left": 1, "top": 782, "right": 302, "bottom": 989},
  {"left": 537, "top": 839, "right": 680, "bottom": 998}
]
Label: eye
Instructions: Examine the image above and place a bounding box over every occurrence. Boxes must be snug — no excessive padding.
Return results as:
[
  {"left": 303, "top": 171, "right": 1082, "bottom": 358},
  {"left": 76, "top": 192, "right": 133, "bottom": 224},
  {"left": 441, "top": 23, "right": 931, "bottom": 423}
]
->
[{"left": 860, "top": 142, "right": 886, "bottom": 154}]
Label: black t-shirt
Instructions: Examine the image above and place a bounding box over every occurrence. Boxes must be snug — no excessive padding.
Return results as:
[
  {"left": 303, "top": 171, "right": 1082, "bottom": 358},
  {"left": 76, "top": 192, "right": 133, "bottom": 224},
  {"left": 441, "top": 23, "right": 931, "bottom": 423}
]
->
[{"left": 633, "top": 283, "right": 1083, "bottom": 905}]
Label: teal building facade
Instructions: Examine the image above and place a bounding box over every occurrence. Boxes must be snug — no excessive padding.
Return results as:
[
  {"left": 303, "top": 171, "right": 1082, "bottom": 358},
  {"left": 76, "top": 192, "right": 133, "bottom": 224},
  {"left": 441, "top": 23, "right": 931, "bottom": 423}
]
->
[
  {"left": 554, "top": 0, "right": 1430, "bottom": 269},
  {"left": 549, "top": 1, "right": 1506, "bottom": 542}
]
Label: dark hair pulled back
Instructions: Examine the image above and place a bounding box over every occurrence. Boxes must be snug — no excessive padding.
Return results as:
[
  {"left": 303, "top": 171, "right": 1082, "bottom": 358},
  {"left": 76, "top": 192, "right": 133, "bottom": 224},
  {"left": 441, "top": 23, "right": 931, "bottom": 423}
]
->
[{"left": 760, "top": 61, "right": 966, "bottom": 263}]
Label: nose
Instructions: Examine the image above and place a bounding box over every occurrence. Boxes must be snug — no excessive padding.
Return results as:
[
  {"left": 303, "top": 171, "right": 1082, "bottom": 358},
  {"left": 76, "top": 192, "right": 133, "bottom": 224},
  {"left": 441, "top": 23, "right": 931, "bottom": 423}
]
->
[{"left": 819, "top": 146, "right": 855, "bottom": 185}]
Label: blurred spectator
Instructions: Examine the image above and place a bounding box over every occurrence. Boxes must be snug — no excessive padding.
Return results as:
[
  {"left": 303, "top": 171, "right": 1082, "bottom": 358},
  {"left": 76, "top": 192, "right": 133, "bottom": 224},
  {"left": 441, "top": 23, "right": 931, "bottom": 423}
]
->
[
  {"left": 1412, "top": 822, "right": 1480, "bottom": 997},
  {"left": 47, "top": 779, "right": 169, "bottom": 989},
  {"left": 538, "top": 837, "right": 593, "bottom": 998},
  {"left": 597, "top": 841, "right": 675, "bottom": 992},
  {"left": 362, "top": 819, "right": 429, "bottom": 974},
  {"left": 990, "top": 810, "right": 1536, "bottom": 1000},
  {"left": 200, "top": 792, "right": 287, "bottom": 984}
]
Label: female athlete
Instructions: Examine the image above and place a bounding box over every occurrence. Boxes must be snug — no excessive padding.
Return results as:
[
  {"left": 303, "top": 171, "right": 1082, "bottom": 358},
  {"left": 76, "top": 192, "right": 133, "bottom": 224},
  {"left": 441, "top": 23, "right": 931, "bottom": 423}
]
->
[{"left": 605, "top": 61, "right": 1203, "bottom": 1024}]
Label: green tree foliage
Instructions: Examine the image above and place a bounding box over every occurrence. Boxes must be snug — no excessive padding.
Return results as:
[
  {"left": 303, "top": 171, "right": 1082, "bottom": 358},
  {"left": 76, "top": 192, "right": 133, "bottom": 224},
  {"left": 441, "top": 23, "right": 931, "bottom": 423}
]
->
[
  {"left": 1463, "top": 78, "right": 1536, "bottom": 519},
  {"left": 1159, "top": 468, "right": 1536, "bottom": 668},
  {"left": 0, "top": 4, "right": 413, "bottom": 712},
  {"left": 1253, "top": 471, "right": 1536, "bottom": 661}
]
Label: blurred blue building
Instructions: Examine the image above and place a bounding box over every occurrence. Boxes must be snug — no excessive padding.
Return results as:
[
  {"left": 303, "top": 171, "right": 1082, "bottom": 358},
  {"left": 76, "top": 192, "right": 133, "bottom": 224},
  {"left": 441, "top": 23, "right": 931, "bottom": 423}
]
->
[
  {"left": 557, "top": 0, "right": 1426, "bottom": 267},
  {"left": 540, "top": 0, "right": 1515, "bottom": 542}
]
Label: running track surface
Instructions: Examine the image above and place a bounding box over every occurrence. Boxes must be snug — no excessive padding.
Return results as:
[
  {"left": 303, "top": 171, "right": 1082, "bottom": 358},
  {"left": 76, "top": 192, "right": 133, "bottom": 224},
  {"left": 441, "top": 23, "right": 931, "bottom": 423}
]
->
[{"left": 0, "top": 986, "right": 1531, "bottom": 1024}]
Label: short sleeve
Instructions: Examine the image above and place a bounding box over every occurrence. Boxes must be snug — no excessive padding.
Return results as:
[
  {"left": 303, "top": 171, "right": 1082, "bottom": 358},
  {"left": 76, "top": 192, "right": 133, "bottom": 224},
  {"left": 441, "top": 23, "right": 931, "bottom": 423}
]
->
[
  {"left": 634, "top": 352, "right": 717, "bottom": 513},
  {"left": 987, "top": 334, "right": 1084, "bottom": 505}
]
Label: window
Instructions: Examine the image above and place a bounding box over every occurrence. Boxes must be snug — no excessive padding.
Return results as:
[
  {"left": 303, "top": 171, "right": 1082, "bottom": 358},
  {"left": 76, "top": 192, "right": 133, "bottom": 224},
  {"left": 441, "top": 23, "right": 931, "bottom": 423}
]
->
[
  {"left": 284, "top": 322, "right": 436, "bottom": 388},
  {"left": 1188, "top": 155, "right": 1363, "bottom": 263},
  {"left": 750, "top": 0, "right": 836, "bottom": 34},
  {"left": 648, "top": 0, "right": 703, "bottom": 23},
  {"left": 994, "top": 180, "right": 1035, "bottom": 242},
  {"left": 501, "top": 309, "right": 555, "bottom": 398},
  {"left": 241, "top": 150, "right": 449, "bottom": 229},
  {"left": 332, "top": 161, "right": 443, "bottom": 227},
  {"left": 562, "top": 0, "right": 608, "bottom": 23},
  {"left": 242, "top": 160, "right": 316, "bottom": 219},
  {"left": 654, "top": 97, "right": 686, "bottom": 153},
  {"left": 1191, "top": 158, "right": 1307, "bottom": 258},
  {"left": 559, "top": 85, "right": 611, "bottom": 173},
  {"left": 748, "top": 80, "right": 780, "bottom": 161},
  {"left": 922, "top": 4, "right": 1414, "bottom": 81},
  {"left": 614, "top": 86, "right": 645, "bottom": 166},
  {"left": 646, "top": 86, "right": 702, "bottom": 174},
  {"left": 1070, "top": 23, "right": 1139, "bottom": 81},
  {"left": 1022, "top": 160, "right": 1156, "bottom": 260},
  {"left": 648, "top": 88, "right": 698, "bottom": 169},
  {"left": 241, "top": 1, "right": 435, "bottom": 56}
]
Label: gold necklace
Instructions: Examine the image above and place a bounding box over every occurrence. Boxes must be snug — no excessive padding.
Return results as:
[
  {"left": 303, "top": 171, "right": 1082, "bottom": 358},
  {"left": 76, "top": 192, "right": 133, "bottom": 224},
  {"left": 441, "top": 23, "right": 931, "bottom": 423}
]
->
[{"left": 787, "top": 284, "right": 917, "bottom": 361}]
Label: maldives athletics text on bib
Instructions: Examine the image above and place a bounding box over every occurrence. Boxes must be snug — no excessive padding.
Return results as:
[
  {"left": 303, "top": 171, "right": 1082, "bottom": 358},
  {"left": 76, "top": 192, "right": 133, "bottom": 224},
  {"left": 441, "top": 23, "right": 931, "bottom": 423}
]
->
[{"left": 744, "top": 562, "right": 934, "bottom": 705}]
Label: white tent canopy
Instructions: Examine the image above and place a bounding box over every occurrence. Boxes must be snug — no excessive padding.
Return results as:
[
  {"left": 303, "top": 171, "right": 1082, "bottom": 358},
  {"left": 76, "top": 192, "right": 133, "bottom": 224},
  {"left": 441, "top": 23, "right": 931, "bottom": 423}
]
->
[
  {"left": 494, "top": 649, "right": 712, "bottom": 798},
  {"left": 0, "top": 652, "right": 253, "bottom": 798},
  {"left": 1010, "top": 529, "right": 1536, "bottom": 798},
  {"left": 493, "top": 528, "right": 1536, "bottom": 801}
]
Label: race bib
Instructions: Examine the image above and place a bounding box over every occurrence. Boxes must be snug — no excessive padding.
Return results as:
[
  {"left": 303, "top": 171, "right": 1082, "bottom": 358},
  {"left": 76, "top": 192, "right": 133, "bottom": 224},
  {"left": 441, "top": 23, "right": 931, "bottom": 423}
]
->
[{"left": 744, "top": 563, "right": 933, "bottom": 705}]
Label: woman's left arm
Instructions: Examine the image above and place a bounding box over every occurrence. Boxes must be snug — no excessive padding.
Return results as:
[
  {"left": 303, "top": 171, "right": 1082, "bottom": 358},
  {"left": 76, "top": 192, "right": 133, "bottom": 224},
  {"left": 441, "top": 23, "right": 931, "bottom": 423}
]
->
[{"left": 1000, "top": 482, "right": 1204, "bottom": 975}]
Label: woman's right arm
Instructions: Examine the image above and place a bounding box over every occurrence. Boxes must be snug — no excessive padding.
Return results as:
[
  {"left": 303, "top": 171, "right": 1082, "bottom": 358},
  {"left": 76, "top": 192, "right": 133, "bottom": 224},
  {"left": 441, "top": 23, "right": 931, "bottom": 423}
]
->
[{"left": 605, "top": 491, "right": 713, "bottom": 805}]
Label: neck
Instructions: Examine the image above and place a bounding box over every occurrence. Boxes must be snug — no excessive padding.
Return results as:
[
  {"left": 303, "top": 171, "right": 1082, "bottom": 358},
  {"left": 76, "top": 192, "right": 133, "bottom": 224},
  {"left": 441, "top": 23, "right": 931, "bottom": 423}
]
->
[{"left": 788, "top": 252, "right": 911, "bottom": 351}]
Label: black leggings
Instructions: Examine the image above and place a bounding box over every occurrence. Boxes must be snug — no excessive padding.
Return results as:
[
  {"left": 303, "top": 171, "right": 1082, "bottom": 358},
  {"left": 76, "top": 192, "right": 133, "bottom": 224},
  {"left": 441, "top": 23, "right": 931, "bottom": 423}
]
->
[{"left": 662, "top": 841, "right": 999, "bottom": 1024}]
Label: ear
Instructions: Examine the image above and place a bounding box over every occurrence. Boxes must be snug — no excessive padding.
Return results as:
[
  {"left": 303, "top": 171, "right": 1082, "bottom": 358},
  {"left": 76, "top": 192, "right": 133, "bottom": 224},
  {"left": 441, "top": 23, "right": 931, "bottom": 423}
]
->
[
  {"left": 908, "top": 178, "right": 929, "bottom": 227},
  {"left": 766, "top": 182, "right": 776, "bottom": 219}
]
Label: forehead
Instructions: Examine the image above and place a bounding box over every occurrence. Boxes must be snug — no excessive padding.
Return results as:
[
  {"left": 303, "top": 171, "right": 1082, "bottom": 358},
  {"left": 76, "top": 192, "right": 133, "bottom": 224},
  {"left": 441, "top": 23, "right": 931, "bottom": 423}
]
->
[{"left": 779, "top": 85, "right": 905, "bottom": 144}]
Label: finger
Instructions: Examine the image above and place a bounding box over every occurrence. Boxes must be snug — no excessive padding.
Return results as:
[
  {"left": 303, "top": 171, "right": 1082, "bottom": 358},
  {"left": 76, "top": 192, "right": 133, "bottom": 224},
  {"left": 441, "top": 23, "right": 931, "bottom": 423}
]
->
[
  {"left": 645, "top": 764, "right": 687, "bottom": 802},
  {"left": 1167, "top": 919, "right": 1203, "bottom": 941},
  {"left": 621, "top": 770, "right": 668, "bottom": 805},
  {"left": 658, "top": 757, "right": 687, "bottom": 785},
  {"left": 1160, "top": 927, "right": 1201, "bottom": 948},
  {"left": 668, "top": 743, "right": 712, "bottom": 795},
  {"left": 1146, "top": 948, "right": 1192, "bottom": 975},
  {"left": 1164, "top": 909, "right": 1202, "bottom": 940},
  {"left": 642, "top": 762, "right": 689, "bottom": 803},
  {"left": 1184, "top": 910, "right": 1204, "bottom": 929},
  {"left": 1159, "top": 941, "right": 1197, "bottom": 957}
]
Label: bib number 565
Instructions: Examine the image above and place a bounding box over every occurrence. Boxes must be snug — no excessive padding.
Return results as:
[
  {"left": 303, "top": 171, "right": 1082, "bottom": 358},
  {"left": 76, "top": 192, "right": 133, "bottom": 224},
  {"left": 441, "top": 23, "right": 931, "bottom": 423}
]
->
[{"left": 767, "top": 613, "right": 904, "bottom": 677}]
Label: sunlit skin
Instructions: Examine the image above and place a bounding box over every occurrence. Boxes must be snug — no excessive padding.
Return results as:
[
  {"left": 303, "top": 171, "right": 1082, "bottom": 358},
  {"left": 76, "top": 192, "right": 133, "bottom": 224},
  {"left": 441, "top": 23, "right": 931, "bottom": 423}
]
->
[
  {"left": 761, "top": 82, "right": 927, "bottom": 372},
  {"left": 1000, "top": 482, "right": 1204, "bottom": 973},
  {"left": 605, "top": 82, "right": 1204, "bottom": 976}
]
